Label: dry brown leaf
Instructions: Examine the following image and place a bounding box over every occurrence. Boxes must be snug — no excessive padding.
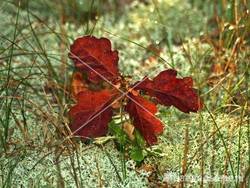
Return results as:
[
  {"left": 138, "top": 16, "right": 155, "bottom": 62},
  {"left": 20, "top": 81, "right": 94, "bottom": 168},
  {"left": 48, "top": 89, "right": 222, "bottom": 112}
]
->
[
  {"left": 71, "top": 72, "right": 88, "bottom": 98},
  {"left": 123, "top": 122, "right": 135, "bottom": 141}
]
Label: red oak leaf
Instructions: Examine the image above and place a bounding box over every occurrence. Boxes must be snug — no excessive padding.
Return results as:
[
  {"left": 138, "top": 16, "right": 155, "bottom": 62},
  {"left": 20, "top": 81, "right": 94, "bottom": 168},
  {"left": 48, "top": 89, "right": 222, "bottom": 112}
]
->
[
  {"left": 125, "top": 94, "right": 164, "bottom": 145},
  {"left": 135, "top": 69, "right": 202, "bottom": 113},
  {"left": 68, "top": 35, "right": 203, "bottom": 146},
  {"left": 69, "top": 36, "right": 119, "bottom": 83},
  {"left": 69, "top": 89, "right": 115, "bottom": 139}
]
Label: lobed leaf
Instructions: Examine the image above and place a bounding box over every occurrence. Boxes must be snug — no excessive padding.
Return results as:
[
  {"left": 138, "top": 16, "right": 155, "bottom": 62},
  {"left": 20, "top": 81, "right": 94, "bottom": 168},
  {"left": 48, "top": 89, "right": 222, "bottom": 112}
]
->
[
  {"left": 69, "top": 36, "right": 119, "bottom": 83},
  {"left": 135, "top": 69, "right": 202, "bottom": 113},
  {"left": 69, "top": 89, "right": 116, "bottom": 140},
  {"left": 125, "top": 94, "right": 164, "bottom": 145}
]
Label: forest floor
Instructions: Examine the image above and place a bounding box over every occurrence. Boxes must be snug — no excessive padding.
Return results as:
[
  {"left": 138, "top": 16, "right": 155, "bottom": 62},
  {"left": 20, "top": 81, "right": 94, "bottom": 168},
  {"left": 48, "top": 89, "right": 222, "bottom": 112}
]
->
[{"left": 0, "top": 0, "right": 249, "bottom": 187}]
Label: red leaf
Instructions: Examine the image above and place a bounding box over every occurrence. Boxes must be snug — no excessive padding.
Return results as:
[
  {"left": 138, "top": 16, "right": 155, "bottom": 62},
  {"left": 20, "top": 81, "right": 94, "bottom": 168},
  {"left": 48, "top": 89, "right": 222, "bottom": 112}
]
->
[
  {"left": 125, "top": 94, "right": 164, "bottom": 145},
  {"left": 135, "top": 69, "right": 202, "bottom": 113},
  {"left": 69, "top": 89, "right": 115, "bottom": 139},
  {"left": 69, "top": 36, "right": 119, "bottom": 83}
]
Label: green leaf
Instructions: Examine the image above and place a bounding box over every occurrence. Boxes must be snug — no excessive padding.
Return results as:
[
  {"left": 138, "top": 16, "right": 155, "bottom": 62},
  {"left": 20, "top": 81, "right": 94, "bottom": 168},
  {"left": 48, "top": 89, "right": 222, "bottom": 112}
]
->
[
  {"left": 130, "top": 146, "right": 144, "bottom": 162},
  {"left": 109, "top": 121, "right": 128, "bottom": 146}
]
